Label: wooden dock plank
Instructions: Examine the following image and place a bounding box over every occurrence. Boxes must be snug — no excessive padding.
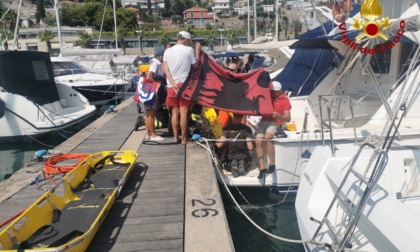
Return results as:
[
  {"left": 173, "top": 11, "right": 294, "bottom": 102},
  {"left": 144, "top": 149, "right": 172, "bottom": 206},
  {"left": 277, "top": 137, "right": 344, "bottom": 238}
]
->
[
  {"left": 88, "top": 127, "right": 187, "bottom": 251},
  {"left": 0, "top": 99, "right": 234, "bottom": 252}
]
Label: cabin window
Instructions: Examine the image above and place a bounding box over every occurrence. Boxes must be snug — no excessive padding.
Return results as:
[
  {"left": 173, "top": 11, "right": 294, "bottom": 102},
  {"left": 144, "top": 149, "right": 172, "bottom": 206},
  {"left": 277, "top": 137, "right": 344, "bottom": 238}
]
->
[
  {"left": 190, "top": 12, "right": 194, "bottom": 18},
  {"left": 201, "top": 12, "right": 204, "bottom": 18},
  {"left": 370, "top": 44, "right": 391, "bottom": 74}
]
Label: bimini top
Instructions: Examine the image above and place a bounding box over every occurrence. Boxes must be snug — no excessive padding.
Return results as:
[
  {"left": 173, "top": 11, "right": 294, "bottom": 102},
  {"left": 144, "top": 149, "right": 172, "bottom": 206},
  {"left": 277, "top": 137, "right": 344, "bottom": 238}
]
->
[{"left": 0, "top": 51, "right": 60, "bottom": 105}]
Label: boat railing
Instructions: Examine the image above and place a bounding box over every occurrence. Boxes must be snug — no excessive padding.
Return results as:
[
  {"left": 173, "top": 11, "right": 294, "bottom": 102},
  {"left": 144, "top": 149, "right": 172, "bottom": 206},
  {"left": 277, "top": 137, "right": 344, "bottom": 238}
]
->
[
  {"left": 318, "top": 94, "right": 358, "bottom": 156},
  {"left": 53, "top": 67, "right": 86, "bottom": 77}
]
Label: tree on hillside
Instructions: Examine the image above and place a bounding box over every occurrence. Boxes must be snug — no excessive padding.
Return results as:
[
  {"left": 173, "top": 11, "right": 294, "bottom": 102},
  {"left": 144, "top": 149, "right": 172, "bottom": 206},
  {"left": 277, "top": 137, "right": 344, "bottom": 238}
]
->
[
  {"left": 116, "top": 8, "right": 137, "bottom": 31},
  {"left": 147, "top": 0, "right": 152, "bottom": 16},
  {"left": 1, "top": 30, "right": 13, "bottom": 51},
  {"left": 226, "top": 30, "right": 240, "bottom": 47},
  {"left": 204, "top": 30, "right": 217, "bottom": 51},
  {"left": 171, "top": 15, "right": 183, "bottom": 25},
  {"left": 116, "top": 26, "right": 130, "bottom": 55},
  {"left": 74, "top": 32, "right": 92, "bottom": 48},
  {"left": 172, "top": 0, "right": 187, "bottom": 16},
  {"left": 60, "top": 2, "right": 104, "bottom": 28},
  {"left": 36, "top": 0, "right": 46, "bottom": 24},
  {"left": 161, "top": 0, "right": 173, "bottom": 17},
  {"left": 39, "top": 29, "right": 55, "bottom": 54},
  {"left": 157, "top": 33, "right": 171, "bottom": 47},
  {"left": 1, "top": 8, "right": 17, "bottom": 32},
  {"left": 0, "top": 2, "right": 4, "bottom": 16},
  {"left": 185, "top": 26, "right": 196, "bottom": 38},
  {"left": 185, "top": 0, "right": 193, "bottom": 9}
]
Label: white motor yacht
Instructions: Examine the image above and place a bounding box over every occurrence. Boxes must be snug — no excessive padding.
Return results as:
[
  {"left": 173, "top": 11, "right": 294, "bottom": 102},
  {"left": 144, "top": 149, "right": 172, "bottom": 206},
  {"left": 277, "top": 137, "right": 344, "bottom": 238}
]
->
[
  {"left": 0, "top": 51, "right": 96, "bottom": 142},
  {"left": 51, "top": 57, "right": 129, "bottom": 106}
]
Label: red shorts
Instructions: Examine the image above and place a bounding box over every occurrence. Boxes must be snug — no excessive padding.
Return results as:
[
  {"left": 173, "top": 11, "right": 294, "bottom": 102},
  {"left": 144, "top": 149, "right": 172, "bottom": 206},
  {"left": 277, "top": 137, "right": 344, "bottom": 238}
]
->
[{"left": 165, "top": 83, "right": 192, "bottom": 107}]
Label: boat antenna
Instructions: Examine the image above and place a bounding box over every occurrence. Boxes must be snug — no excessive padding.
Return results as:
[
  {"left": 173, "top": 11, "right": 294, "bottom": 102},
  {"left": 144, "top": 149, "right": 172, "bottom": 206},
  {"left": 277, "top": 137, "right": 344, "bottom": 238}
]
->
[
  {"left": 12, "top": 0, "right": 23, "bottom": 50},
  {"left": 54, "top": 0, "right": 64, "bottom": 55}
]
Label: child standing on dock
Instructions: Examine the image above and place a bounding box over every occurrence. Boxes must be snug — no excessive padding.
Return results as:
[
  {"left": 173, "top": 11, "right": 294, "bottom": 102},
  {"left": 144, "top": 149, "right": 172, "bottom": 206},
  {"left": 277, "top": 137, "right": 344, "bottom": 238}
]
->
[{"left": 134, "top": 64, "right": 165, "bottom": 141}]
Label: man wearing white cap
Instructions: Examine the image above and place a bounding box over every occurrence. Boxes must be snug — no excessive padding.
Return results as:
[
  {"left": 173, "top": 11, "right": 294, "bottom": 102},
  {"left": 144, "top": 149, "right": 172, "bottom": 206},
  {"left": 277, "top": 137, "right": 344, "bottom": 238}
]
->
[
  {"left": 255, "top": 81, "right": 291, "bottom": 179},
  {"left": 162, "top": 31, "right": 202, "bottom": 144}
]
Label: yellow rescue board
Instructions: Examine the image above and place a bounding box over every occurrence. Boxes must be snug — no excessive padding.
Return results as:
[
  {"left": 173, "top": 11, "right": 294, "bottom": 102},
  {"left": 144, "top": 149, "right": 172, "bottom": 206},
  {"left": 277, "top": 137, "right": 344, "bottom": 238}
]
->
[{"left": 203, "top": 107, "right": 223, "bottom": 138}]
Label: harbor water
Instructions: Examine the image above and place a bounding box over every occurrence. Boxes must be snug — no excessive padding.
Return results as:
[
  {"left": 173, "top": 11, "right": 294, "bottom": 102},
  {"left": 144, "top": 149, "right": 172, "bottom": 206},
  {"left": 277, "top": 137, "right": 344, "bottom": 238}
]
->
[
  {"left": 1, "top": 113, "right": 303, "bottom": 251},
  {"left": 221, "top": 186, "right": 304, "bottom": 252}
]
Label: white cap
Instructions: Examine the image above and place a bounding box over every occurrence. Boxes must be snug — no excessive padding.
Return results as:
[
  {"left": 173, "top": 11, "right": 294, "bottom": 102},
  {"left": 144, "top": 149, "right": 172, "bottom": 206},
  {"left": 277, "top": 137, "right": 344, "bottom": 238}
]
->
[
  {"left": 272, "top": 81, "right": 282, "bottom": 91},
  {"left": 178, "top": 31, "right": 192, "bottom": 40}
]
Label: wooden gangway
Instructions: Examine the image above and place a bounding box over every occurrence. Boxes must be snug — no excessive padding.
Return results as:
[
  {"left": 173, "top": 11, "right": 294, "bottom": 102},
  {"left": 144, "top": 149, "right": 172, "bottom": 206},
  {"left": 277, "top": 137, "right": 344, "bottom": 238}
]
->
[{"left": 0, "top": 99, "right": 234, "bottom": 251}]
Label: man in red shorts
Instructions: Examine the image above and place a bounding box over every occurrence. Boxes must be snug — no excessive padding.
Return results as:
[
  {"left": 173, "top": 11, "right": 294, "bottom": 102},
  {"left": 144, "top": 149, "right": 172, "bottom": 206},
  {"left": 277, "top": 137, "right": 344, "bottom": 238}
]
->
[{"left": 162, "top": 31, "right": 202, "bottom": 144}]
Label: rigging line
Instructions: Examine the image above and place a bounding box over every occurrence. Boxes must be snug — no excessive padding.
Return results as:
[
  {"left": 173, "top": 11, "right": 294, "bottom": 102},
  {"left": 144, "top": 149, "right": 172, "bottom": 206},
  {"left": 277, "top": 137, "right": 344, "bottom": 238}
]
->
[
  {"left": 235, "top": 109, "right": 313, "bottom": 209},
  {"left": 194, "top": 139, "right": 306, "bottom": 244},
  {"left": 22, "top": 133, "right": 56, "bottom": 148},
  {"left": 31, "top": 102, "right": 69, "bottom": 139},
  {"left": 212, "top": 147, "right": 285, "bottom": 211}
]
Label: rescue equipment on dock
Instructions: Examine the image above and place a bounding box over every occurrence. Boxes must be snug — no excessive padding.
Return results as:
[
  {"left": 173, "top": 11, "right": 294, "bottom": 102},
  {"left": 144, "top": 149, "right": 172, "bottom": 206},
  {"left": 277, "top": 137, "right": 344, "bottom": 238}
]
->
[
  {"left": 43, "top": 153, "right": 90, "bottom": 175},
  {"left": 0, "top": 150, "right": 138, "bottom": 251}
]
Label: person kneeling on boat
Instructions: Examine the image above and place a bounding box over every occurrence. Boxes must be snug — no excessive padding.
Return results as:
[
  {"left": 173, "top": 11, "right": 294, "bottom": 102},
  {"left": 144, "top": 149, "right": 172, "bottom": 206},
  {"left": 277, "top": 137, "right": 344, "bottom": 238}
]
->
[
  {"left": 216, "top": 113, "right": 254, "bottom": 178},
  {"left": 255, "top": 81, "right": 291, "bottom": 179}
]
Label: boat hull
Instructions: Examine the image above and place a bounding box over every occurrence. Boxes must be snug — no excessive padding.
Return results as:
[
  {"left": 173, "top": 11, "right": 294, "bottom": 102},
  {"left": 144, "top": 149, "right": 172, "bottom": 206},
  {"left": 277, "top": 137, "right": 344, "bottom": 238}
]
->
[
  {"left": 296, "top": 141, "right": 420, "bottom": 251},
  {"left": 71, "top": 84, "right": 126, "bottom": 106}
]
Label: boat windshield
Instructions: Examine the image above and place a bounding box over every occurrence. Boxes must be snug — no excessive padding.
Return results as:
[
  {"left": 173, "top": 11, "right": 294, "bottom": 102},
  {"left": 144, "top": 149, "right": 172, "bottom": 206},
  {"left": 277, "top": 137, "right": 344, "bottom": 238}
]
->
[{"left": 52, "top": 61, "right": 88, "bottom": 76}]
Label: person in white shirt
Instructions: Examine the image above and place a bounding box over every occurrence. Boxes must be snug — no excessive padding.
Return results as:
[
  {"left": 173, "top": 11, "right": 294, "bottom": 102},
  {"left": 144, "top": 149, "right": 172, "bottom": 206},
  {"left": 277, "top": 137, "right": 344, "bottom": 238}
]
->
[
  {"left": 146, "top": 47, "right": 167, "bottom": 105},
  {"left": 162, "top": 31, "right": 202, "bottom": 144}
]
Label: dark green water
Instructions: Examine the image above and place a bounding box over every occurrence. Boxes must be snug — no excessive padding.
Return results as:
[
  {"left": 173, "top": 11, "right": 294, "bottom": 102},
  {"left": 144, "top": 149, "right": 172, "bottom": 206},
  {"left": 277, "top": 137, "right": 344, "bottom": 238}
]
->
[
  {"left": 0, "top": 112, "right": 101, "bottom": 181},
  {"left": 220, "top": 186, "right": 305, "bottom": 252}
]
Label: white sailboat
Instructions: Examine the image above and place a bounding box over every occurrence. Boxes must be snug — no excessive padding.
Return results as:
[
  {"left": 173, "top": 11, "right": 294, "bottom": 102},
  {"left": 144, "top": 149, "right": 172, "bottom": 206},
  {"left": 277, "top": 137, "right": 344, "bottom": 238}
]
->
[
  {"left": 293, "top": 0, "right": 420, "bottom": 251},
  {"left": 216, "top": 0, "right": 420, "bottom": 192}
]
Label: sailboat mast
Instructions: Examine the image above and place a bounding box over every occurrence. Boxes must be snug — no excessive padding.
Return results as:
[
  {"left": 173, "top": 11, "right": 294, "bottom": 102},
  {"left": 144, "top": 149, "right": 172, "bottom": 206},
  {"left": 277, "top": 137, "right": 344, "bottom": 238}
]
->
[
  {"left": 247, "top": 0, "right": 251, "bottom": 42},
  {"left": 12, "top": 0, "right": 23, "bottom": 50},
  {"left": 113, "top": 0, "right": 118, "bottom": 49},
  {"left": 253, "top": 0, "right": 257, "bottom": 40},
  {"left": 54, "top": 0, "right": 63, "bottom": 55},
  {"left": 275, "top": 0, "right": 278, "bottom": 41}
]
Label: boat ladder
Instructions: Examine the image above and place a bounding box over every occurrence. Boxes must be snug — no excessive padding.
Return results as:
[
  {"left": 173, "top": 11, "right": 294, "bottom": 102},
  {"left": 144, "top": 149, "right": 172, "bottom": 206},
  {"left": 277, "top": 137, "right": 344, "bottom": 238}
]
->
[{"left": 309, "top": 142, "right": 388, "bottom": 251}]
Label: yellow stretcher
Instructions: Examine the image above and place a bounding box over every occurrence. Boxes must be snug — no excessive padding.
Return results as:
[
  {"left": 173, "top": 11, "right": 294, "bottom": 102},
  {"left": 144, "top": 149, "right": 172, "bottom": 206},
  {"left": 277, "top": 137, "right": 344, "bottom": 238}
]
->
[{"left": 0, "top": 150, "right": 138, "bottom": 251}]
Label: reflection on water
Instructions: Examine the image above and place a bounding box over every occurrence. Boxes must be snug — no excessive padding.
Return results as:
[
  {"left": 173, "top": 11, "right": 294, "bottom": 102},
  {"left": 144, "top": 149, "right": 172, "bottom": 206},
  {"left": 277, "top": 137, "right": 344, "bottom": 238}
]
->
[
  {"left": 220, "top": 186, "right": 304, "bottom": 252},
  {"left": 0, "top": 114, "right": 100, "bottom": 182}
]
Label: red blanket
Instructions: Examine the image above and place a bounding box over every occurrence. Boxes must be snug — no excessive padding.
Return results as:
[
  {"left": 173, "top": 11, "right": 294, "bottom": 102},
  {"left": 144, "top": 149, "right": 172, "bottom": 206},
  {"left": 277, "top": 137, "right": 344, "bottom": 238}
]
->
[{"left": 178, "top": 51, "right": 274, "bottom": 116}]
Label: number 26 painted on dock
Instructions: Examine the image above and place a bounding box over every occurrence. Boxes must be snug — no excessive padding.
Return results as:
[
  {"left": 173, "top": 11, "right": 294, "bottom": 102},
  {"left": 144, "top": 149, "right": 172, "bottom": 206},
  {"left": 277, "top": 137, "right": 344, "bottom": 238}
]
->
[{"left": 191, "top": 199, "right": 219, "bottom": 217}]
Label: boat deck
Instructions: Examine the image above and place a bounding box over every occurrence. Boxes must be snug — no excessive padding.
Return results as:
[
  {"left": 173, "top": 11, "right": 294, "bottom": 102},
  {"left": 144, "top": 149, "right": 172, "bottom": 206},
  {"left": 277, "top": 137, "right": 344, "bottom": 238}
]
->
[{"left": 0, "top": 99, "right": 234, "bottom": 251}]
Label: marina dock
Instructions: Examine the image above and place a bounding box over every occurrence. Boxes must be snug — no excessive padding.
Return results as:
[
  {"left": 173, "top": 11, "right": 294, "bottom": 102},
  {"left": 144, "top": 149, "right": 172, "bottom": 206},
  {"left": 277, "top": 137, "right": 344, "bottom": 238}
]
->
[{"left": 0, "top": 99, "right": 234, "bottom": 251}]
